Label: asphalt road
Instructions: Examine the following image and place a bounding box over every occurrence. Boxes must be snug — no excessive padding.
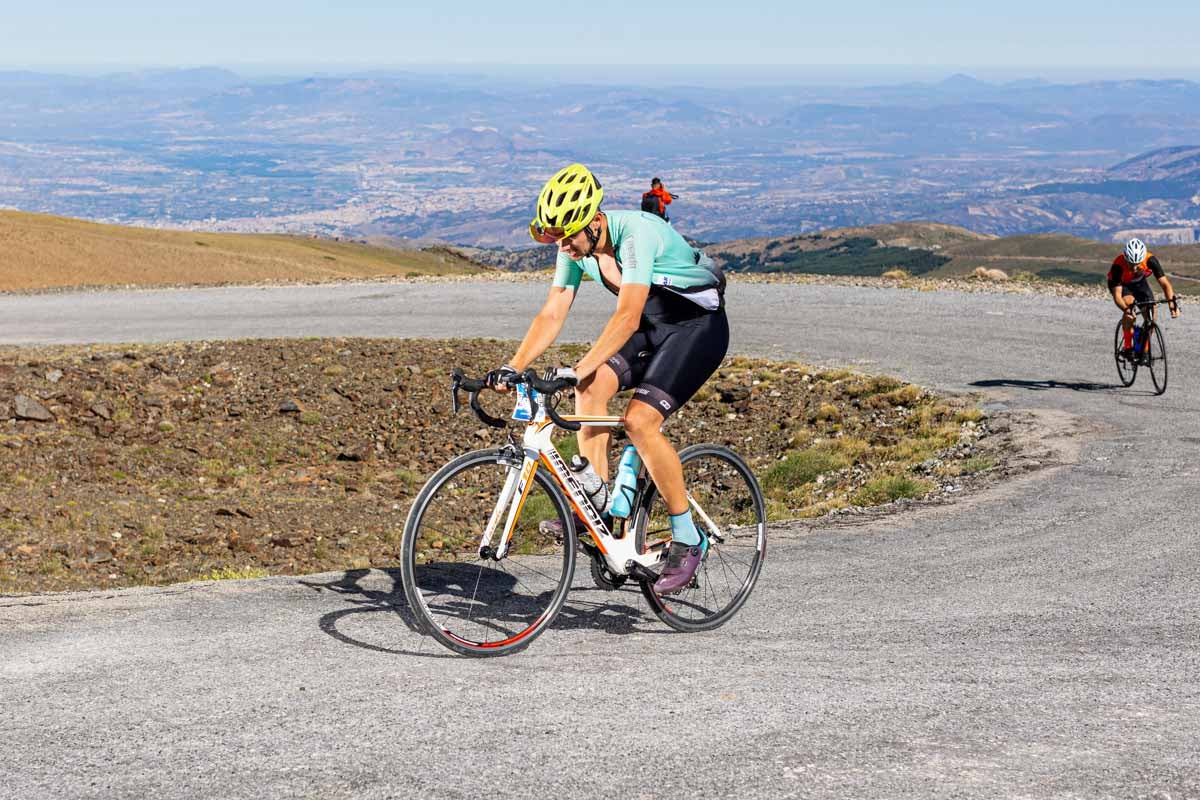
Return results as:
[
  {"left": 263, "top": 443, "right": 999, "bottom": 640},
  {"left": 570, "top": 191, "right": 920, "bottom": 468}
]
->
[{"left": 2, "top": 281, "right": 1199, "bottom": 799}]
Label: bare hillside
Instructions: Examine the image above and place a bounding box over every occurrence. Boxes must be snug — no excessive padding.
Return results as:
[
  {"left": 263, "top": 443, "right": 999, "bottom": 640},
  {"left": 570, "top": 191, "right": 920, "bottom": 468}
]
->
[{"left": 0, "top": 211, "right": 487, "bottom": 292}]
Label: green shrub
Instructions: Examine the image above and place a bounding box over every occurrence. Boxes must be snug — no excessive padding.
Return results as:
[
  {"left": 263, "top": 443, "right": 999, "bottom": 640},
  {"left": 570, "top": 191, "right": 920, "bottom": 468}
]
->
[
  {"left": 763, "top": 447, "right": 850, "bottom": 491},
  {"left": 853, "top": 475, "right": 933, "bottom": 506}
]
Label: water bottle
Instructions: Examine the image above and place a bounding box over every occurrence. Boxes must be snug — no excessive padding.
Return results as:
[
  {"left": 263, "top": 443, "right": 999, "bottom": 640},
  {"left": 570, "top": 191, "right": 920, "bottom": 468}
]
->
[
  {"left": 569, "top": 455, "right": 609, "bottom": 513},
  {"left": 607, "top": 446, "right": 642, "bottom": 519},
  {"left": 1132, "top": 324, "right": 1142, "bottom": 351}
]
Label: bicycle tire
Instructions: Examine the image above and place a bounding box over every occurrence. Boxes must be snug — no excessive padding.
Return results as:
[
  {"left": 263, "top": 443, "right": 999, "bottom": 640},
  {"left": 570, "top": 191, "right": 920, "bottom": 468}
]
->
[
  {"left": 400, "top": 447, "right": 576, "bottom": 657},
  {"left": 1114, "top": 319, "right": 1137, "bottom": 387},
  {"left": 1147, "top": 322, "right": 1168, "bottom": 395},
  {"left": 633, "top": 444, "right": 767, "bottom": 632}
]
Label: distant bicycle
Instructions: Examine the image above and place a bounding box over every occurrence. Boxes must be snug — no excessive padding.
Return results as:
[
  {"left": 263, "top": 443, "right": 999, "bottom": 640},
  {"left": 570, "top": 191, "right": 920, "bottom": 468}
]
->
[
  {"left": 398, "top": 367, "right": 767, "bottom": 657},
  {"left": 1114, "top": 298, "right": 1178, "bottom": 395}
]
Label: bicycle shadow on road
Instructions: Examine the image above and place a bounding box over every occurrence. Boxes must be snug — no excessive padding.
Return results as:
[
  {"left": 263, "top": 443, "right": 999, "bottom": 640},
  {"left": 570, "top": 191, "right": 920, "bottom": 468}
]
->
[
  {"left": 970, "top": 378, "right": 1122, "bottom": 393},
  {"left": 299, "top": 567, "right": 664, "bottom": 658},
  {"left": 299, "top": 569, "right": 455, "bottom": 659}
]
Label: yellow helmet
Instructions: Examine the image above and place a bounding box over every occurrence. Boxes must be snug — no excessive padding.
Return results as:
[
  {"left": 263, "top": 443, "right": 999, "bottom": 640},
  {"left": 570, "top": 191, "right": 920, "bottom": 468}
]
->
[{"left": 529, "top": 163, "right": 604, "bottom": 243}]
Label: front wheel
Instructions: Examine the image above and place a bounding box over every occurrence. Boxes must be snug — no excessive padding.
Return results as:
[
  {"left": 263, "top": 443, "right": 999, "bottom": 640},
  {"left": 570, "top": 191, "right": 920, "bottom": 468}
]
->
[
  {"left": 1114, "top": 319, "right": 1137, "bottom": 387},
  {"left": 633, "top": 444, "right": 767, "bottom": 632},
  {"left": 400, "top": 448, "right": 576, "bottom": 657},
  {"left": 1146, "top": 322, "right": 1168, "bottom": 395}
]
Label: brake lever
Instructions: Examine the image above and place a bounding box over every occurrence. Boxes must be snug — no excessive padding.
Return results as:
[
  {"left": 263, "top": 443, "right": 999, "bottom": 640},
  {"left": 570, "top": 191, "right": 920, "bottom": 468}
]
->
[{"left": 450, "top": 369, "right": 463, "bottom": 414}]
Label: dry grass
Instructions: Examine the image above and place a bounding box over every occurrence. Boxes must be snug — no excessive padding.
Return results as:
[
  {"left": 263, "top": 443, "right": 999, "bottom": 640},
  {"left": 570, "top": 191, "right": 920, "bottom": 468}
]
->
[{"left": 0, "top": 210, "right": 485, "bottom": 291}]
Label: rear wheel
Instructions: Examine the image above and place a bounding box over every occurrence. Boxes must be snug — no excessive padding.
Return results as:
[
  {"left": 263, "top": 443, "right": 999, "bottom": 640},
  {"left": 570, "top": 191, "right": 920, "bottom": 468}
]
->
[
  {"left": 633, "top": 444, "right": 767, "bottom": 632},
  {"left": 1114, "top": 319, "right": 1137, "bottom": 387},
  {"left": 1146, "top": 322, "right": 1168, "bottom": 395},
  {"left": 400, "top": 448, "right": 576, "bottom": 657}
]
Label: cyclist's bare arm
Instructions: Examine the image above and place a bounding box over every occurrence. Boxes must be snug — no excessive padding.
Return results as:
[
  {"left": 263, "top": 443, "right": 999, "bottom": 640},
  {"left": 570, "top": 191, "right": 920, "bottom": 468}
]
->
[
  {"left": 1112, "top": 286, "right": 1133, "bottom": 313},
  {"left": 508, "top": 286, "right": 576, "bottom": 371},
  {"left": 1156, "top": 275, "right": 1182, "bottom": 317},
  {"left": 573, "top": 282, "right": 650, "bottom": 382}
]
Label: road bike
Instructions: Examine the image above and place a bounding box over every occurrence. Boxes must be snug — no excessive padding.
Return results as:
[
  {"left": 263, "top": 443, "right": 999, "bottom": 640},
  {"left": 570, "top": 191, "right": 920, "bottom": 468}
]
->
[
  {"left": 399, "top": 368, "right": 767, "bottom": 657},
  {"left": 1114, "top": 298, "right": 1178, "bottom": 396}
]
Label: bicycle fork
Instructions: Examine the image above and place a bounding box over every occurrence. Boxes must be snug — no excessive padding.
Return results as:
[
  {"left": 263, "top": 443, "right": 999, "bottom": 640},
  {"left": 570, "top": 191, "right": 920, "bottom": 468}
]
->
[{"left": 476, "top": 456, "right": 538, "bottom": 561}]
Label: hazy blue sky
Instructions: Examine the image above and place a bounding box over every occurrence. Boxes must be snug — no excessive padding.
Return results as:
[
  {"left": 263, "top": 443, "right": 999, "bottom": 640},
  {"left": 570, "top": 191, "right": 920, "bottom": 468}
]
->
[{"left": 5, "top": 0, "right": 1200, "bottom": 79}]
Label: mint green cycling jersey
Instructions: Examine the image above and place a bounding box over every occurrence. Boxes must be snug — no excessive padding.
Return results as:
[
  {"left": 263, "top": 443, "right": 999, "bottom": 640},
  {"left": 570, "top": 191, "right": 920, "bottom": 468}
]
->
[{"left": 552, "top": 210, "right": 723, "bottom": 310}]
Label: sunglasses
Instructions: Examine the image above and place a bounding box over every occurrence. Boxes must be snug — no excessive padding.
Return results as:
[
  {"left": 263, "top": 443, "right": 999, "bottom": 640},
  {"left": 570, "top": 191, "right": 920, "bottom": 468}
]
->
[{"left": 529, "top": 220, "right": 572, "bottom": 244}]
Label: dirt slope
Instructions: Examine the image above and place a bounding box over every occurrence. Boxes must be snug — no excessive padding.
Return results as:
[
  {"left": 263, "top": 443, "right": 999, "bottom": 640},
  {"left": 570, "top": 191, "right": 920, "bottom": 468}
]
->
[{"left": 0, "top": 211, "right": 486, "bottom": 291}]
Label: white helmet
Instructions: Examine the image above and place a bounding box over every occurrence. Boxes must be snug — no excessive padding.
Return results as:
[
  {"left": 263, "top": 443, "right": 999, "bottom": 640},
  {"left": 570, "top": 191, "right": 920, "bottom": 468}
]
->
[{"left": 1125, "top": 238, "right": 1147, "bottom": 265}]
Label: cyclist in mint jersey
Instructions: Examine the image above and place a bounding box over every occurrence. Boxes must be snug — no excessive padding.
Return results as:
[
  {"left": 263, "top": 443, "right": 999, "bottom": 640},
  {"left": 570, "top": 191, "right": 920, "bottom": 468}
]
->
[{"left": 491, "top": 163, "right": 728, "bottom": 594}]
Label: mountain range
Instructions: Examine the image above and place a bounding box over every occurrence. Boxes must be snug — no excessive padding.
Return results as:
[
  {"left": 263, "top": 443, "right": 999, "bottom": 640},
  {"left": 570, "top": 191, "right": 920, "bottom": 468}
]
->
[{"left": 0, "top": 69, "right": 1198, "bottom": 247}]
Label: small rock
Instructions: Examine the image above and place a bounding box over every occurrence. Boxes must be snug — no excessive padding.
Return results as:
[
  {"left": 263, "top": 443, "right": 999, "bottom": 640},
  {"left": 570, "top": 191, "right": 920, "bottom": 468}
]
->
[
  {"left": 211, "top": 369, "right": 236, "bottom": 387},
  {"left": 14, "top": 395, "right": 54, "bottom": 422},
  {"left": 473, "top": 428, "right": 490, "bottom": 440},
  {"left": 236, "top": 508, "right": 254, "bottom": 519},
  {"left": 91, "top": 403, "right": 113, "bottom": 420},
  {"left": 271, "top": 536, "right": 298, "bottom": 548},
  {"left": 279, "top": 400, "right": 303, "bottom": 414},
  {"left": 336, "top": 443, "right": 374, "bottom": 462},
  {"left": 215, "top": 508, "right": 238, "bottom": 517},
  {"left": 405, "top": 365, "right": 422, "bottom": 375},
  {"left": 44, "top": 369, "right": 64, "bottom": 384},
  {"left": 719, "top": 387, "right": 751, "bottom": 404}
]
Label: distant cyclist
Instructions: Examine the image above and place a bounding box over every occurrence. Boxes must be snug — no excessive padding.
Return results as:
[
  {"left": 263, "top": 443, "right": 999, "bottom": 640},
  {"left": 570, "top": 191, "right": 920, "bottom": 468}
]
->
[
  {"left": 640, "top": 177, "right": 676, "bottom": 222},
  {"left": 491, "top": 164, "right": 726, "bottom": 594},
  {"left": 1108, "top": 238, "right": 1180, "bottom": 359}
]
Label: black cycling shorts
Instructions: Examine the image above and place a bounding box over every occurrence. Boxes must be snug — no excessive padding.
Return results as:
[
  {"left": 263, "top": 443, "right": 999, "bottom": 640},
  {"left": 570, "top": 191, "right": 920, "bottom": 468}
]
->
[
  {"left": 604, "top": 294, "right": 729, "bottom": 418},
  {"left": 1120, "top": 278, "right": 1155, "bottom": 306}
]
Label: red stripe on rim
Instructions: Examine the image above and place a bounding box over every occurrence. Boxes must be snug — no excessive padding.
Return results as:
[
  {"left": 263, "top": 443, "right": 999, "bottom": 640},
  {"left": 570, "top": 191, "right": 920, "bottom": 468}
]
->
[{"left": 442, "top": 612, "right": 548, "bottom": 649}]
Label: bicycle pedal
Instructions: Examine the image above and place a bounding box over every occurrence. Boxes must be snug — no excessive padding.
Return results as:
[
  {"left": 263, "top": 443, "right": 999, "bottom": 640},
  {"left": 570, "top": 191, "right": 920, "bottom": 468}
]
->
[{"left": 624, "top": 560, "right": 661, "bottom": 584}]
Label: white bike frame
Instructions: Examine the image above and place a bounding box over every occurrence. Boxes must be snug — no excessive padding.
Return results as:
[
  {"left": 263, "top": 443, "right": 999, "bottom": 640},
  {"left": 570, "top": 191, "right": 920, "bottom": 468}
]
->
[{"left": 475, "top": 410, "right": 667, "bottom": 577}]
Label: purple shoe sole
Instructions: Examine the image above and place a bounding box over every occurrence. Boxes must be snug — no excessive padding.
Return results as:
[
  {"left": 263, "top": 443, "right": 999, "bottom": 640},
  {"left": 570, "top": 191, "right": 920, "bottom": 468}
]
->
[{"left": 653, "top": 542, "right": 704, "bottom": 595}]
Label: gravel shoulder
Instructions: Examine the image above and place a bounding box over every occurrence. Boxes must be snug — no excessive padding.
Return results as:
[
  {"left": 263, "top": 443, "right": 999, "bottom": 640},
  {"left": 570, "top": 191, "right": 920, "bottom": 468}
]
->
[{"left": 1, "top": 338, "right": 1009, "bottom": 594}]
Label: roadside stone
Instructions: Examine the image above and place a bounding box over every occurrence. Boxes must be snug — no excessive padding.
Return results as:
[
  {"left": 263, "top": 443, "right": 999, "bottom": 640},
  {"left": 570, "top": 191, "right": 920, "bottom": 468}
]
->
[
  {"left": 44, "top": 369, "right": 64, "bottom": 383},
  {"left": 86, "top": 550, "right": 113, "bottom": 564},
  {"left": 279, "top": 400, "right": 303, "bottom": 414},
  {"left": 719, "top": 386, "right": 751, "bottom": 404},
  {"left": 90, "top": 403, "right": 113, "bottom": 420},
  {"left": 337, "top": 443, "right": 374, "bottom": 462},
  {"left": 14, "top": 395, "right": 54, "bottom": 422}
]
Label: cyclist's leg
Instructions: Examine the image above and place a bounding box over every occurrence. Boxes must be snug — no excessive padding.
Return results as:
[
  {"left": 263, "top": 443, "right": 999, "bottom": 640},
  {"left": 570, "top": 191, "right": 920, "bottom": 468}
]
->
[
  {"left": 574, "top": 364, "right": 620, "bottom": 480},
  {"left": 626, "top": 310, "right": 729, "bottom": 515},
  {"left": 622, "top": 310, "right": 729, "bottom": 592},
  {"left": 578, "top": 330, "right": 650, "bottom": 480},
  {"left": 1130, "top": 280, "right": 1155, "bottom": 351}
]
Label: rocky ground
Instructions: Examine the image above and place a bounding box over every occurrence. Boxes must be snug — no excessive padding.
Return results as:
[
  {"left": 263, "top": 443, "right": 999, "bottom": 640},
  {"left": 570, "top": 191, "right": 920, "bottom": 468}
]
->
[{"left": 0, "top": 338, "right": 1013, "bottom": 594}]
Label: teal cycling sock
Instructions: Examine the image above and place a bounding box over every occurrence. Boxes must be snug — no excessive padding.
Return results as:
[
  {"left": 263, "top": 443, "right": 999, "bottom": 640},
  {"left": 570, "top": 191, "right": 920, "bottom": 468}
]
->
[{"left": 669, "top": 510, "right": 702, "bottom": 546}]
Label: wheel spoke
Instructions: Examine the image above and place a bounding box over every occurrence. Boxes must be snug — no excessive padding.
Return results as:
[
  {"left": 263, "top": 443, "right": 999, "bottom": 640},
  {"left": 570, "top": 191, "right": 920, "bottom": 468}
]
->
[
  {"left": 636, "top": 445, "right": 766, "bottom": 632},
  {"left": 401, "top": 450, "right": 575, "bottom": 656}
]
